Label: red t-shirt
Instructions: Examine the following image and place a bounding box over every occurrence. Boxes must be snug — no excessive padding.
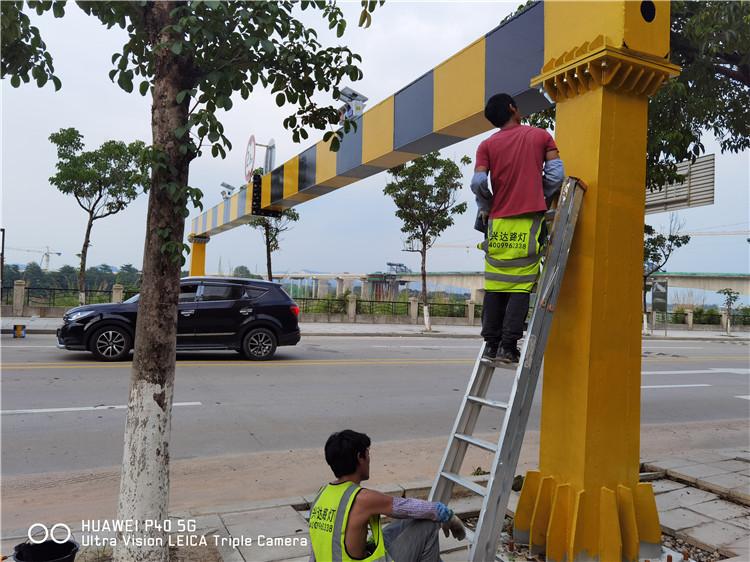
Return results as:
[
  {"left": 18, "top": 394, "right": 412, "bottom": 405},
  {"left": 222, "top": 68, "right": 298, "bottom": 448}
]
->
[{"left": 475, "top": 124, "right": 558, "bottom": 218}]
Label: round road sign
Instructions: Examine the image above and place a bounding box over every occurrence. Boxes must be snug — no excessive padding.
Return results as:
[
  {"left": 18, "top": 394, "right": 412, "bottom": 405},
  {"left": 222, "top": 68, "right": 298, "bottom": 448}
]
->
[{"left": 245, "top": 135, "right": 256, "bottom": 181}]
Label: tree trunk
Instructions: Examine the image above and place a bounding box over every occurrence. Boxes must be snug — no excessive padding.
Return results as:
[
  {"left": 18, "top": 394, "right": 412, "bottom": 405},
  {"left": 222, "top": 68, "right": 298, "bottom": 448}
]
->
[
  {"left": 78, "top": 214, "right": 94, "bottom": 305},
  {"left": 727, "top": 306, "right": 732, "bottom": 337},
  {"left": 421, "top": 245, "right": 430, "bottom": 331},
  {"left": 114, "top": 3, "right": 191, "bottom": 560},
  {"left": 265, "top": 223, "right": 273, "bottom": 282}
]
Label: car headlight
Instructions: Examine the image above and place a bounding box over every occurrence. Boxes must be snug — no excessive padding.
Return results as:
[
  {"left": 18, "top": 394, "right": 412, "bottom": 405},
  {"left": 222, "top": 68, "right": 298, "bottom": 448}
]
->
[{"left": 66, "top": 310, "right": 96, "bottom": 324}]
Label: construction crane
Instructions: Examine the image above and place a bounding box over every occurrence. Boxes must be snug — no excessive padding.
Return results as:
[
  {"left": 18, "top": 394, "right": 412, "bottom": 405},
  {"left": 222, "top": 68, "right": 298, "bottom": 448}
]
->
[
  {"left": 387, "top": 262, "right": 412, "bottom": 273},
  {"left": 681, "top": 231, "right": 749, "bottom": 236},
  {"left": 7, "top": 246, "right": 62, "bottom": 272}
]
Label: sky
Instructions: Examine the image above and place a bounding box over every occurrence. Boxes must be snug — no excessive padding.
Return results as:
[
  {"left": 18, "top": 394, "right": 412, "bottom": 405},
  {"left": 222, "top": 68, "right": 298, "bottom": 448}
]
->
[{"left": 2, "top": 1, "right": 748, "bottom": 305}]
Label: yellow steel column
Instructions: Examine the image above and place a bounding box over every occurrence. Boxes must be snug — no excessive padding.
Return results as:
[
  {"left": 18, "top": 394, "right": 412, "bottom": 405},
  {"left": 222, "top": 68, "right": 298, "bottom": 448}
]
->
[
  {"left": 187, "top": 234, "right": 209, "bottom": 277},
  {"left": 513, "top": 2, "right": 679, "bottom": 561}
]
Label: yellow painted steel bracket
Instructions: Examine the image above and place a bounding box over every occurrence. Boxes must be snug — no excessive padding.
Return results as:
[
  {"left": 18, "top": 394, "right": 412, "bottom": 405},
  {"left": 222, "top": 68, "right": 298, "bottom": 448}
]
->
[{"left": 511, "top": 2, "right": 680, "bottom": 561}]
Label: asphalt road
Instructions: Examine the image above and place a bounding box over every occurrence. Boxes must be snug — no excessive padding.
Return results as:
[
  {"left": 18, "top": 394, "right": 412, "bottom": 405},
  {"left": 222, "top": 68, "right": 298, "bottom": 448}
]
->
[{"left": 1, "top": 334, "right": 748, "bottom": 477}]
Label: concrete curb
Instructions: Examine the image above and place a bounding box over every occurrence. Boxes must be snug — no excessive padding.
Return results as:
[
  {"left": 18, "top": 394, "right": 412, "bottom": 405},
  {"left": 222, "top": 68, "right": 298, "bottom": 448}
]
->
[{"left": 3, "top": 327, "right": 748, "bottom": 342}]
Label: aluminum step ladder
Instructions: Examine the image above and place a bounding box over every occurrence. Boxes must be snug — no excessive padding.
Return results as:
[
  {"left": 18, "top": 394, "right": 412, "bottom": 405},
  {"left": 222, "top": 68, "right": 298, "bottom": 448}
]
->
[{"left": 428, "top": 177, "right": 585, "bottom": 562}]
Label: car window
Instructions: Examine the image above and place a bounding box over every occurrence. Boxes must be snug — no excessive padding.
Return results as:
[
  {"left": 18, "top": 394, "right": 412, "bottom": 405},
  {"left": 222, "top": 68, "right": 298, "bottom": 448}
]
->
[
  {"left": 179, "top": 283, "right": 200, "bottom": 303},
  {"left": 202, "top": 284, "right": 243, "bottom": 302},
  {"left": 244, "top": 287, "right": 268, "bottom": 300}
]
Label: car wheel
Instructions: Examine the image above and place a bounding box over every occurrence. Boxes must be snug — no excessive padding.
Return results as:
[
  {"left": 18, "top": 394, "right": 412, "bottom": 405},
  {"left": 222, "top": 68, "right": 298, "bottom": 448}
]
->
[
  {"left": 90, "top": 326, "right": 132, "bottom": 361},
  {"left": 242, "top": 328, "right": 277, "bottom": 360}
]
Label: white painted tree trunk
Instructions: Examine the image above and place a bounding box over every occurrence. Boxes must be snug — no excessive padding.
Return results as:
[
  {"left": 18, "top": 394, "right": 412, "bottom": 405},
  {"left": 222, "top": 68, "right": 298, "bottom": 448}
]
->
[
  {"left": 112, "top": 4, "right": 186, "bottom": 560},
  {"left": 114, "top": 380, "right": 174, "bottom": 562},
  {"left": 424, "top": 304, "right": 431, "bottom": 331}
]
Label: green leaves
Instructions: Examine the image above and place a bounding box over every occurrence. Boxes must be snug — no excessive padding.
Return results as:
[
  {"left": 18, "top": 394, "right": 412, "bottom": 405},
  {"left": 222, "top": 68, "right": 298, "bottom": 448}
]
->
[
  {"left": 384, "top": 152, "right": 471, "bottom": 252},
  {"left": 48, "top": 127, "right": 148, "bottom": 279},
  {"left": 357, "top": 0, "right": 384, "bottom": 29},
  {"left": 117, "top": 69, "right": 134, "bottom": 93},
  {"left": 643, "top": 219, "right": 690, "bottom": 280},
  {"left": 1, "top": 0, "right": 64, "bottom": 90},
  {"left": 717, "top": 288, "right": 740, "bottom": 309},
  {"left": 646, "top": 1, "right": 750, "bottom": 191},
  {"left": 160, "top": 240, "right": 190, "bottom": 265},
  {"left": 384, "top": 151, "right": 469, "bottom": 310}
]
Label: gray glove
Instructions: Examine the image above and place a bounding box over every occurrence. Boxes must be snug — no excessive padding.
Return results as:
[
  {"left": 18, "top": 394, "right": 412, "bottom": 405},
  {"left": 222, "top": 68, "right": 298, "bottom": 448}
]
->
[{"left": 441, "top": 514, "right": 466, "bottom": 541}]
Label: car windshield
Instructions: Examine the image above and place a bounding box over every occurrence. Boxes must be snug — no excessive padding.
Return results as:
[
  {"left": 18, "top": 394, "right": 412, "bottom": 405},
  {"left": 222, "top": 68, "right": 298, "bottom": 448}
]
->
[{"left": 124, "top": 294, "right": 140, "bottom": 304}]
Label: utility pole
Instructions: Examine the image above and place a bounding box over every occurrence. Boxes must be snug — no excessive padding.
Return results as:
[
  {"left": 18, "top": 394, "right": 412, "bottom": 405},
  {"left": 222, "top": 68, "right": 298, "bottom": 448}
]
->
[{"left": 1, "top": 228, "right": 5, "bottom": 287}]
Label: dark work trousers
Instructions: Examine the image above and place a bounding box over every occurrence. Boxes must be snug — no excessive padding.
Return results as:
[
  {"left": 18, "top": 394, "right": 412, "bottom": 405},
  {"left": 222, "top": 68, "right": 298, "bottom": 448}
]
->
[{"left": 481, "top": 291, "right": 530, "bottom": 352}]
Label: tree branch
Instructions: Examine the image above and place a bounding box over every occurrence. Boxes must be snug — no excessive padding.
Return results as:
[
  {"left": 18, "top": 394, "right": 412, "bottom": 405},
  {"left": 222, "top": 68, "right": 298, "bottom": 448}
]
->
[
  {"left": 713, "top": 63, "right": 750, "bottom": 88},
  {"left": 126, "top": 0, "right": 146, "bottom": 20}
]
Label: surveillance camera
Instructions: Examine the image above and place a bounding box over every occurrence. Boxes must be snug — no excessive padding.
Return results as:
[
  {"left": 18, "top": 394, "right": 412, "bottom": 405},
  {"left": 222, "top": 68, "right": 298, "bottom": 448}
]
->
[{"left": 340, "top": 86, "right": 368, "bottom": 104}]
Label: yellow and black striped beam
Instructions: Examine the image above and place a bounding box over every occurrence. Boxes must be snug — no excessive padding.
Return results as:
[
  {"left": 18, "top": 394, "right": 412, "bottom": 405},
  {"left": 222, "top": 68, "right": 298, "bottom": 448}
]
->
[{"left": 191, "top": 2, "right": 551, "bottom": 239}]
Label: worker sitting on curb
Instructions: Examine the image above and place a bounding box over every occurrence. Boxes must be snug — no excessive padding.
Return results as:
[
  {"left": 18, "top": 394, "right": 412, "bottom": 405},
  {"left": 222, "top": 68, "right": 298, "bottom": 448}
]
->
[{"left": 309, "top": 429, "right": 466, "bottom": 561}]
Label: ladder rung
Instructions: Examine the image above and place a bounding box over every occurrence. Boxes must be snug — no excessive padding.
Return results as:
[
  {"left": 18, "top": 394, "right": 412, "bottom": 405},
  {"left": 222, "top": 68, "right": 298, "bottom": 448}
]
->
[
  {"left": 455, "top": 433, "right": 498, "bottom": 453},
  {"left": 479, "top": 358, "right": 517, "bottom": 370},
  {"left": 467, "top": 395, "right": 508, "bottom": 411},
  {"left": 440, "top": 471, "right": 487, "bottom": 496}
]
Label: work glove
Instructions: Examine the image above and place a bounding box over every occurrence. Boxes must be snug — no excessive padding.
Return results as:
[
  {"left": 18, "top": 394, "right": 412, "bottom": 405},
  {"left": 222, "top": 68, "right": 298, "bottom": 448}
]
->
[
  {"left": 473, "top": 209, "right": 490, "bottom": 234},
  {"left": 441, "top": 514, "right": 466, "bottom": 541}
]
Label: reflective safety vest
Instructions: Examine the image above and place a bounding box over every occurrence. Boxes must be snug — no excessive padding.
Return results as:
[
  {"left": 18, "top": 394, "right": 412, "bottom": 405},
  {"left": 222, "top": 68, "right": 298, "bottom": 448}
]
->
[
  {"left": 309, "top": 482, "right": 392, "bottom": 562},
  {"left": 479, "top": 212, "right": 546, "bottom": 293}
]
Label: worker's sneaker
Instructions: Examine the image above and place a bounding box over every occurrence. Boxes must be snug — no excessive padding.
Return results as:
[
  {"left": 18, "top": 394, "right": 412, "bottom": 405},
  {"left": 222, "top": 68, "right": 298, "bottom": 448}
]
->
[
  {"left": 497, "top": 347, "right": 520, "bottom": 364},
  {"left": 482, "top": 344, "right": 498, "bottom": 360}
]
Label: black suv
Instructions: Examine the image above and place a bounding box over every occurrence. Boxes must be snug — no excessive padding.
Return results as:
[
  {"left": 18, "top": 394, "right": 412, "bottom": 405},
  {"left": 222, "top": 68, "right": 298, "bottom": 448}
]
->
[{"left": 57, "top": 277, "right": 301, "bottom": 361}]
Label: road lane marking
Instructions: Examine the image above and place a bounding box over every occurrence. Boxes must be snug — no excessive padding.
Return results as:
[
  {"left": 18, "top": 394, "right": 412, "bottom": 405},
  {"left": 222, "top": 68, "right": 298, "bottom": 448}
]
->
[
  {"left": 735, "top": 396, "right": 750, "bottom": 400},
  {"left": 641, "top": 357, "right": 748, "bottom": 363},
  {"left": 1, "top": 345, "right": 60, "bottom": 348},
  {"left": 642, "top": 346, "right": 704, "bottom": 349},
  {"left": 1, "top": 401, "right": 202, "bottom": 415},
  {"left": 641, "top": 384, "right": 710, "bottom": 389},
  {"left": 1, "top": 357, "right": 746, "bottom": 370},
  {"left": 371, "top": 345, "right": 477, "bottom": 348},
  {"left": 642, "top": 368, "right": 750, "bottom": 375}
]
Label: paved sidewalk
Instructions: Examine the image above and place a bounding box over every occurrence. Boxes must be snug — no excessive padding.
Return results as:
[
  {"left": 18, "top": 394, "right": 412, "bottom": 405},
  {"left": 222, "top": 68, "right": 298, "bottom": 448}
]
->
[
  {"left": 2, "top": 315, "right": 749, "bottom": 341},
  {"left": 643, "top": 449, "right": 750, "bottom": 560},
  {"left": 2, "top": 450, "right": 748, "bottom": 561}
]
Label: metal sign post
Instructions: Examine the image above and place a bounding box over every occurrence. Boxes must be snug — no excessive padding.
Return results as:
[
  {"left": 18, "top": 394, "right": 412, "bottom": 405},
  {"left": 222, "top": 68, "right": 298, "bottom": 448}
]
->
[{"left": 245, "top": 135, "right": 276, "bottom": 180}]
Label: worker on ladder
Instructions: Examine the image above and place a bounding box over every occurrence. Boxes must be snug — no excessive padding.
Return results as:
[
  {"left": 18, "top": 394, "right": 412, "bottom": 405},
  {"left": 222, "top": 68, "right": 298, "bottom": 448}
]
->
[
  {"left": 471, "top": 93, "right": 565, "bottom": 363},
  {"left": 308, "top": 430, "right": 466, "bottom": 561}
]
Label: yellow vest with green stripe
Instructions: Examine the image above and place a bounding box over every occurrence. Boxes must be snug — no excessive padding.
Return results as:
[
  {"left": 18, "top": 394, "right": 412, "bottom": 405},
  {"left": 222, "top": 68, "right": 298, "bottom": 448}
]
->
[
  {"left": 309, "top": 482, "right": 392, "bottom": 562},
  {"left": 479, "top": 212, "right": 545, "bottom": 293}
]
